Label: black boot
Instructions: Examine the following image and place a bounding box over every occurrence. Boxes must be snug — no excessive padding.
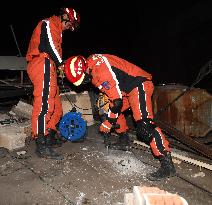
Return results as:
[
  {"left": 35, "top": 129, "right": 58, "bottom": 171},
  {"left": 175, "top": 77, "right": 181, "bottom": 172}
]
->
[
  {"left": 35, "top": 134, "right": 64, "bottom": 160},
  {"left": 147, "top": 152, "right": 176, "bottom": 181},
  {"left": 46, "top": 129, "right": 66, "bottom": 148},
  {"left": 110, "top": 133, "right": 130, "bottom": 151}
]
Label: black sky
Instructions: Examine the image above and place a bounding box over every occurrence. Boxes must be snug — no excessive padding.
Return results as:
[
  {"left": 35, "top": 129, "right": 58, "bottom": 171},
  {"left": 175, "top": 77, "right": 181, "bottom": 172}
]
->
[{"left": 0, "top": 0, "right": 211, "bottom": 90}]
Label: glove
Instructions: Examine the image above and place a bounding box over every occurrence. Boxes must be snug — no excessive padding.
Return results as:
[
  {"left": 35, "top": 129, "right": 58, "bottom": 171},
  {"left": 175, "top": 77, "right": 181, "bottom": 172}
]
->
[
  {"left": 58, "top": 65, "right": 65, "bottom": 78},
  {"left": 99, "top": 120, "right": 112, "bottom": 133}
]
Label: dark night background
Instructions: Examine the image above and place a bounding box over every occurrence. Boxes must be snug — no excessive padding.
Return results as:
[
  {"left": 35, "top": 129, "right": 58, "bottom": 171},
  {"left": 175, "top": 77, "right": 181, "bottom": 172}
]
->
[{"left": 0, "top": 0, "right": 211, "bottom": 91}]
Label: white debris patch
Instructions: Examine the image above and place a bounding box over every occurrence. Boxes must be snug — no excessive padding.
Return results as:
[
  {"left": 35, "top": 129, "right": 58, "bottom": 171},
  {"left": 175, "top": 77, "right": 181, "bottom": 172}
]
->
[
  {"left": 105, "top": 151, "right": 150, "bottom": 177},
  {"left": 76, "top": 192, "right": 86, "bottom": 205}
]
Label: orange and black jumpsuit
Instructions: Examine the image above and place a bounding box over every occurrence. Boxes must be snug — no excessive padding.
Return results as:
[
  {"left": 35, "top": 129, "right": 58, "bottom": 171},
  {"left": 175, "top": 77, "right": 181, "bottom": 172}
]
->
[
  {"left": 26, "top": 16, "right": 63, "bottom": 138},
  {"left": 87, "top": 54, "right": 171, "bottom": 157}
]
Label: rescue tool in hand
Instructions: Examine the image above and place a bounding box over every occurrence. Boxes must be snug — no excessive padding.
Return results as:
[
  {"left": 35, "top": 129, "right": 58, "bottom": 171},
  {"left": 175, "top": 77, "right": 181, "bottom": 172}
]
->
[{"left": 102, "top": 123, "right": 120, "bottom": 147}]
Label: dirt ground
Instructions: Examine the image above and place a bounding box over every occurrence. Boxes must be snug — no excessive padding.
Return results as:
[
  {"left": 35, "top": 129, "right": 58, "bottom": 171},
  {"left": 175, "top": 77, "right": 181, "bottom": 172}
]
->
[{"left": 0, "top": 123, "right": 211, "bottom": 205}]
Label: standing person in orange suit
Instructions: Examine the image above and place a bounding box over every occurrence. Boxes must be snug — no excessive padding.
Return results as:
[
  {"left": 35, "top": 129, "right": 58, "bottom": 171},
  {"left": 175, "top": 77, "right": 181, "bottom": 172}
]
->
[
  {"left": 26, "top": 7, "right": 80, "bottom": 159},
  {"left": 64, "top": 54, "right": 176, "bottom": 180}
]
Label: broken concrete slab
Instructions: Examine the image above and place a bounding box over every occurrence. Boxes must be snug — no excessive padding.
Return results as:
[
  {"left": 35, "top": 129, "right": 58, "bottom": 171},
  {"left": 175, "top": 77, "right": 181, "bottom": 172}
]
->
[
  {"left": 61, "top": 91, "right": 94, "bottom": 126},
  {"left": 0, "top": 124, "right": 27, "bottom": 150},
  {"left": 11, "top": 100, "right": 32, "bottom": 119},
  {"left": 11, "top": 91, "right": 95, "bottom": 127}
]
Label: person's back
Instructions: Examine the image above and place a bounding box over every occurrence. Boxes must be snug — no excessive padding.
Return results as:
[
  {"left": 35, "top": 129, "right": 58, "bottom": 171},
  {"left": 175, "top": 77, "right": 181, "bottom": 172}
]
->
[
  {"left": 86, "top": 54, "right": 152, "bottom": 94},
  {"left": 104, "top": 54, "right": 152, "bottom": 80},
  {"left": 26, "top": 21, "right": 42, "bottom": 61}
]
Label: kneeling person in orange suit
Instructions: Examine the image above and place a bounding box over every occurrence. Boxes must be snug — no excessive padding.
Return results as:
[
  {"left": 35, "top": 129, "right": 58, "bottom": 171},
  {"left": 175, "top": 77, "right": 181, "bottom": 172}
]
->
[{"left": 64, "top": 54, "right": 176, "bottom": 181}]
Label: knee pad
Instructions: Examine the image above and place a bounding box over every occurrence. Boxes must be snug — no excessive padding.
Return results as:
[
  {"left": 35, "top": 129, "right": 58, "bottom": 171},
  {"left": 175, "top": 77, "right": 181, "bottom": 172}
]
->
[{"left": 136, "top": 118, "right": 156, "bottom": 143}]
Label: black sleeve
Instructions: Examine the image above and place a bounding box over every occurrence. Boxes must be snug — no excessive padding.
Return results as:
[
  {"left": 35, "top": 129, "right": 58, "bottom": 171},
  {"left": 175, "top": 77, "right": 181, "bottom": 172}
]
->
[
  {"left": 39, "top": 21, "right": 62, "bottom": 67},
  {"left": 110, "top": 98, "right": 123, "bottom": 114}
]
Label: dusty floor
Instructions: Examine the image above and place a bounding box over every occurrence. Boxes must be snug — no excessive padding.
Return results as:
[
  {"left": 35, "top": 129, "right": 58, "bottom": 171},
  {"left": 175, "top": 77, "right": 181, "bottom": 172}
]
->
[{"left": 0, "top": 124, "right": 211, "bottom": 205}]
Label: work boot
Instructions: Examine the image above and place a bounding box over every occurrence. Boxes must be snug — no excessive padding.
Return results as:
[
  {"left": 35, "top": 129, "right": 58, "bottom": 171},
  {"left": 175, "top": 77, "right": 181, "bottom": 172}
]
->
[
  {"left": 147, "top": 152, "right": 176, "bottom": 181},
  {"left": 46, "top": 129, "right": 66, "bottom": 148},
  {"left": 110, "top": 133, "right": 130, "bottom": 151},
  {"left": 35, "top": 134, "right": 64, "bottom": 160}
]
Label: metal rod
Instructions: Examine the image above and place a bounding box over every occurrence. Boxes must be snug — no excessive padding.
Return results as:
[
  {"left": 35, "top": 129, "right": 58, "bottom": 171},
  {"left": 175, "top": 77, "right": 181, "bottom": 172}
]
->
[{"left": 9, "top": 25, "right": 23, "bottom": 57}]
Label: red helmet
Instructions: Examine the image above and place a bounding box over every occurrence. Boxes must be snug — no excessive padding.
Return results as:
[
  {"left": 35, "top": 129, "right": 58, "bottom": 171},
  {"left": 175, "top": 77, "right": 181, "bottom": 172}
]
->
[
  {"left": 64, "top": 56, "right": 87, "bottom": 86},
  {"left": 62, "top": 8, "right": 80, "bottom": 31},
  {"left": 64, "top": 8, "right": 80, "bottom": 22}
]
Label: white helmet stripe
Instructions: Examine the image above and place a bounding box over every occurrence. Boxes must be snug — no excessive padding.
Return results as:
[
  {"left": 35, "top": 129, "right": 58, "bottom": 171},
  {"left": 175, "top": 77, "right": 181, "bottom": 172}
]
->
[
  {"left": 70, "top": 56, "right": 78, "bottom": 77},
  {"left": 73, "top": 73, "right": 85, "bottom": 86},
  {"left": 73, "top": 9, "right": 77, "bottom": 20}
]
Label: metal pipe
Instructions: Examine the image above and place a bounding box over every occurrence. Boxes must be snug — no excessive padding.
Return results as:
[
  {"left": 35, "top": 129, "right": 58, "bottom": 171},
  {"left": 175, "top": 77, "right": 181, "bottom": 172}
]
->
[{"left": 9, "top": 25, "right": 23, "bottom": 57}]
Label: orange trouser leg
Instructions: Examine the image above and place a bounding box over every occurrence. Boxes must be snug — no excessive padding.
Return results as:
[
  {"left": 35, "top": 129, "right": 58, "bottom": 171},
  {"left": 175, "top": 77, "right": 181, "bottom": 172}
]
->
[
  {"left": 47, "top": 86, "right": 63, "bottom": 131},
  {"left": 27, "top": 57, "right": 62, "bottom": 138},
  {"left": 128, "top": 81, "right": 171, "bottom": 156},
  {"left": 115, "top": 114, "right": 129, "bottom": 133}
]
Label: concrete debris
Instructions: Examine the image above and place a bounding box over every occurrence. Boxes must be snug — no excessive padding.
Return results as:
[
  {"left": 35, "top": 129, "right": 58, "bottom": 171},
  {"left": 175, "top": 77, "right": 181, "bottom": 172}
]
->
[
  {"left": 0, "top": 113, "right": 10, "bottom": 121},
  {"left": 0, "top": 147, "right": 7, "bottom": 158},
  {"left": 191, "top": 172, "right": 205, "bottom": 178},
  {"left": 0, "top": 124, "right": 27, "bottom": 150},
  {"left": 16, "top": 150, "right": 26, "bottom": 156},
  {"left": 11, "top": 100, "right": 32, "bottom": 119},
  {"left": 0, "top": 93, "right": 95, "bottom": 151},
  {"left": 105, "top": 151, "right": 151, "bottom": 178},
  {"left": 76, "top": 192, "right": 86, "bottom": 205},
  {"left": 173, "top": 158, "right": 182, "bottom": 164},
  {"left": 0, "top": 111, "right": 30, "bottom": 150},
  {"left": 61, "top": 91, "right": 94, "bottom": 126}
]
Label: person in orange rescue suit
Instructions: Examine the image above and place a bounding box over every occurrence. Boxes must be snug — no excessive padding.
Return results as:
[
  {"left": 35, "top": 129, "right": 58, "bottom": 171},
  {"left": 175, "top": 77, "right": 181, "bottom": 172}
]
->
[
  {"left": 26, "top": 7, "right": 80, "bottom": 160},
  {"left": 64, "top": 54, "right": 176, "bottom": 180}
]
